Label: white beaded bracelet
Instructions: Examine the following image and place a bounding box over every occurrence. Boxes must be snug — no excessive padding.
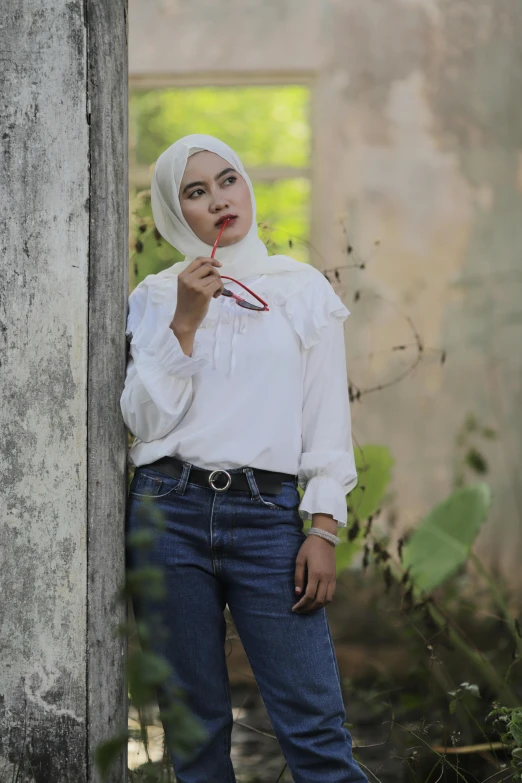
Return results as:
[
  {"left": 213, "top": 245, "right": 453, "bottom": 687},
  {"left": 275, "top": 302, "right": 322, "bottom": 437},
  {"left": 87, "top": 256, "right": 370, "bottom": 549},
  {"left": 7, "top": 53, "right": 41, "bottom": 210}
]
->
[{"left": 306, "top": 526, "right": 341, "bottom": 547}]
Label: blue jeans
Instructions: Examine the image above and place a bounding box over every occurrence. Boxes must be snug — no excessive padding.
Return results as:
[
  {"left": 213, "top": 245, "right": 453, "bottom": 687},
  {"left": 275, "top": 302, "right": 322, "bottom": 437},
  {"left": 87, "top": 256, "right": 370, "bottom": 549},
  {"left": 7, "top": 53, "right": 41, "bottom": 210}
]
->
[{"left": 126, "top": 459, "right": 368, "bottom": 783}]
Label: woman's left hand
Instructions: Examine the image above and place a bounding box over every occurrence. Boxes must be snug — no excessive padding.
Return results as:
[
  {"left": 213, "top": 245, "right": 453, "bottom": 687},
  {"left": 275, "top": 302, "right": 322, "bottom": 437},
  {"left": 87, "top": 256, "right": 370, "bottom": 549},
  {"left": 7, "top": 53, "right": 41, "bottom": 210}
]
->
[{"left": 292, "top": 531, "right": 337, "bottom": 614}]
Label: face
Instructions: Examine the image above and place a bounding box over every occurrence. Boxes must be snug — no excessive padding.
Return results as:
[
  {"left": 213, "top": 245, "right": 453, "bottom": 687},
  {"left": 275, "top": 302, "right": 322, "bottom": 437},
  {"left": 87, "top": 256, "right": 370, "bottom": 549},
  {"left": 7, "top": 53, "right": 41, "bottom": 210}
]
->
[{"left": 179, "top": 151, "right": 253, "bottom": 247}]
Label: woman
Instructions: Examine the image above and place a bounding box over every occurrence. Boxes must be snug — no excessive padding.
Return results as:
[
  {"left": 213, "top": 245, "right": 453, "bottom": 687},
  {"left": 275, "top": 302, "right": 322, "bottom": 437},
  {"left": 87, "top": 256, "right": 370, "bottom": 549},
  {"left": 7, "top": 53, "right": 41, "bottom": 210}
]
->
[{"left": 121, "top": 134, "right": 367, "bottom": 783}]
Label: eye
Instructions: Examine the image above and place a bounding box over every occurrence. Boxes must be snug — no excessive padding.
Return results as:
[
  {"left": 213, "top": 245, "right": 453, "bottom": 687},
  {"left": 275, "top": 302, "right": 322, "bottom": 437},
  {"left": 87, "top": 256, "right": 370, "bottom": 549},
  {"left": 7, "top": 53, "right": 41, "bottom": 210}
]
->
[
  {"left": 223, "top": 175, "right": 237, "bottom": 186},
  {"left": 188, "top": 188, "right": 205, "bottom": 200}
]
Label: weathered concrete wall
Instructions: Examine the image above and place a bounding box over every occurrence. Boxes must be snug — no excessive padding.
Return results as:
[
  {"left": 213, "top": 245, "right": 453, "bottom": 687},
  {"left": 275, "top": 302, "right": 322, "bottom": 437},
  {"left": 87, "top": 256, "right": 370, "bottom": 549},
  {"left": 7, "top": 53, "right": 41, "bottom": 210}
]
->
[
  {"left": 324, "top": 0, "right": 522, "bottom": 580},
  {"left": 0, "top": 0, "right": 128, "bottom": 780},
  {"left": 86, "top": 0, "right": 129, "bottom": 778},
  {"left": 130, "top": 0, "right": 323, "bottom": 75},
  {"left": 129, "top": 0, "right": 522, "bottom": 585}
]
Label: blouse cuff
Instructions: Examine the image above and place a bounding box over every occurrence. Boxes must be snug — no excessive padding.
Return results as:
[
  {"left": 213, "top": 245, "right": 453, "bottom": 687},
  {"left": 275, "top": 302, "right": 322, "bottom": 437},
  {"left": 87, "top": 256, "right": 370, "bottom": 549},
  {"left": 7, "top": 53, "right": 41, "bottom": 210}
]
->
[
  {"left": 153, "top": 325, "right": 211, "bottom": 379},
  {"left": 298, "top": 475, "right": 358, "bottom": 528}
]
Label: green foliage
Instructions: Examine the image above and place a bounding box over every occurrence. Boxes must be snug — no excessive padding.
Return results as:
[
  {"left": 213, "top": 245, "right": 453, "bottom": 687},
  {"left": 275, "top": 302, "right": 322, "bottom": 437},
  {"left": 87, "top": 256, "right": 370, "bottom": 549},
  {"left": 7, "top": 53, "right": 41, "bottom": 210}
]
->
[
  {"left": 124, "top": 565, "right": 167, "bottom": 602},
  {"left": 334, "top": 445, "right": 394, "bottom": 573},
  {"left": 127, "top": 527, "right": 156, "bottom": 550},
  {"left": 334, "top": 539, "right": 362, "bottom": 573},
  {"left": 350, "top": 445, "right": 394, "bottom": 522},
  {"left": 159, "top": 700, "right": 209, "bottom": 764},
  {"left": 254, "top": 178, "right": 311, "bottom": 262},
  {"left": 448, "top": 682, "right": 481, "bottom": 716},
  {"left": 127, "top": 650, "right": 173, "bottom": 707},
  {"left": 402, "top": 483, "right": 491, "bottom": 595},
  {"left": 130, "top": 192, "right": 183, "bottom": 289},
  {"left": 465, "top": 446, "right": 488, "bottom": 474},
  {"left": 93, "top": 731, "right": 130, "bottom": 781},
  {"left": 487, "top": 705, "right": 522, "bottom": 780},
  {"left": 131, "top": 86, "right": 310, "bottom": 168},
  {"left": 453, "top": 412, "right": 496, "bottom": 488}
]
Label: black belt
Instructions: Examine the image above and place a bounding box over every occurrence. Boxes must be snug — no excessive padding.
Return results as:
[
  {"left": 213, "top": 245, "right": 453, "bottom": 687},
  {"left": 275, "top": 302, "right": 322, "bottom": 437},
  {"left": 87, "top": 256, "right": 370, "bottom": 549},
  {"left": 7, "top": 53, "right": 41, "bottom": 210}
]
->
[{"left": 144, "top": 455, "right": 296, "bottom": 495}]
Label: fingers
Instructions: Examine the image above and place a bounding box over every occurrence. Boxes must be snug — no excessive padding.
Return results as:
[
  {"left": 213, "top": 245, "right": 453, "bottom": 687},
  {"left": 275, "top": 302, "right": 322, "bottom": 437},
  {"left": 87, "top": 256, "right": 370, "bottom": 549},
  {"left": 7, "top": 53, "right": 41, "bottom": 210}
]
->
[
  {"left": 325, "top": 580, "right": 336, "bottom": 605},
  {"left": 178, "top": 258, "right": 222, "bottom": 288},
  {"left": 186, "top": 256, "right": 223, "bottom": 275},
  {"left": 294, "top": 558, "right": 306, "bottom": 598},
  {"left": 292, "top": 571, "right": 318, "bottom": 613},
  {"left": 180, "top": 263, "right": 223, "bottom": 298},
  {"left": 292, "top": 569, "right": 336, "bottom": 613},
  {"left": 315, "top": 581, "right": 329, "bottom": 607},
  {"left": 200, "top": 275, "right": 223, "bottom": 291},
  {"left": 189, "top": 256, "right": 223, "bottom": 269},
  {"left": 200, "top": 278, "right": 225, "bottom": 304},
  {"left": 190, "top": 261, "right": 222, "bottom": 281}
]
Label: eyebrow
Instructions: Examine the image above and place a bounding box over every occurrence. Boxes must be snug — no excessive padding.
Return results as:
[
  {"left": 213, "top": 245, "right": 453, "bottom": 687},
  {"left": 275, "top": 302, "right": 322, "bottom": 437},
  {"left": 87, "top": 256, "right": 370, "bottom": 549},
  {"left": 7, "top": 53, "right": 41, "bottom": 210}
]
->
[{"left": 181, "top": 167, "right": 236, "bottom": 195}]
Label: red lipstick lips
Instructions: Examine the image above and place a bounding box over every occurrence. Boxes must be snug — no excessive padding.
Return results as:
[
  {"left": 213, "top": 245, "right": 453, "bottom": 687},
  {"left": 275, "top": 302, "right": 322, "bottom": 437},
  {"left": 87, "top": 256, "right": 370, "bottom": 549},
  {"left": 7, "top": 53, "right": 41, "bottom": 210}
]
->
[{"left": 215, "top": 214, "right": 237, "bottom": 227}]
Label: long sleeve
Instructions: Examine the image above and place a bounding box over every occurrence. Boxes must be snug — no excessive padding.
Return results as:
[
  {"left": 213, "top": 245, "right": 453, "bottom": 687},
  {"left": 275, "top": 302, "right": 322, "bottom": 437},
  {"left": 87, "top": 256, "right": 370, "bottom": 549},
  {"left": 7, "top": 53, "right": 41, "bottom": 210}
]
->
[
  {"left": 120, "top": 285, "right": 210, "bottom": 443},
  {"left": 298, "top": 312, "right": 358, "bottom": 528}
]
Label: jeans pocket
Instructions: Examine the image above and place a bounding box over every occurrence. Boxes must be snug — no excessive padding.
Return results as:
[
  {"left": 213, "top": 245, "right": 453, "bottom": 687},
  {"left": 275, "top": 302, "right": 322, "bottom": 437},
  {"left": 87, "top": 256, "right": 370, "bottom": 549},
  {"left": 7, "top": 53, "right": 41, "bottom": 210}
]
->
[
  {"left": 129, "top": 469, "right": 181, "bottom": 499},
  {"left": 255, "top": 482, "right": 300, "bottom": 512}
]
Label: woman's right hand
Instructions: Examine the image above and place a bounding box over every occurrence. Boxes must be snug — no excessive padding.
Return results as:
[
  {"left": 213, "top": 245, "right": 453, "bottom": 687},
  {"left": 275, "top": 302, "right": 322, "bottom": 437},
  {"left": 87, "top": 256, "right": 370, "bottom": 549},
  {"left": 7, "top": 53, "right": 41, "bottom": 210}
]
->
[{"left": 170, "top": 256, "right": 224, "bottom": 335}]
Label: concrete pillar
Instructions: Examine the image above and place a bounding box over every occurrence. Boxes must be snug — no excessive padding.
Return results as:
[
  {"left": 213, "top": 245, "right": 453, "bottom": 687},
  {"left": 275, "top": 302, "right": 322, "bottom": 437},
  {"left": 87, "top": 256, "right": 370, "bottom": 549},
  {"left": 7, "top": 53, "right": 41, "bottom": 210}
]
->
[{"left": 0, "top": 1, "right": 128, "bottom": 780}]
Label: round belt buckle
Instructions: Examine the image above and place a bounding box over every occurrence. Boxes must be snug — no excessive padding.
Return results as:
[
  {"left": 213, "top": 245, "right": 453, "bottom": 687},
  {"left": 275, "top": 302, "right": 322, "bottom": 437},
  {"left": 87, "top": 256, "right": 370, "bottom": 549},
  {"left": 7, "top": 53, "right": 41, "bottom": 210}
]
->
[{"left": 208, "top": 469, "right": 232, "bottom": 492}]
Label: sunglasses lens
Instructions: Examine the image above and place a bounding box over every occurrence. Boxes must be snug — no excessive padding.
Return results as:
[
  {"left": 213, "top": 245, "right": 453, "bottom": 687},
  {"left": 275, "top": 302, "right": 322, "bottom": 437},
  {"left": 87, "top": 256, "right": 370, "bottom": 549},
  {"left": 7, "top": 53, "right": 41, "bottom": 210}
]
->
[
  {"left": 238, "top": 300, "right": 265, "bottom": 311},
  {"left": 221, "top": 285, "right": 266, "bottom": 310}
]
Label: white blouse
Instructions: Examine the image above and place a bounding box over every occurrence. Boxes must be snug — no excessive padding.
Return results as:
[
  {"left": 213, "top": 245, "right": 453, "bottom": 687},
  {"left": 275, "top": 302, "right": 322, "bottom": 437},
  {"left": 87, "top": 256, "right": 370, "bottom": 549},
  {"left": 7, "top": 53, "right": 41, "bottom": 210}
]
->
[{"left": 120, "top": 271, "right": 358, "bottom": 527}]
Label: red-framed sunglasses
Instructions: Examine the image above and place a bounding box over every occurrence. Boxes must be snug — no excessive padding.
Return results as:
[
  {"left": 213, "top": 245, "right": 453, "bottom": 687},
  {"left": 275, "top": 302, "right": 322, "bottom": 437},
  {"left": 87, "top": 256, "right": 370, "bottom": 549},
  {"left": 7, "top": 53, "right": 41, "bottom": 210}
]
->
[{"left": 211, "top": 218, "right": 269, "bottom": 312}]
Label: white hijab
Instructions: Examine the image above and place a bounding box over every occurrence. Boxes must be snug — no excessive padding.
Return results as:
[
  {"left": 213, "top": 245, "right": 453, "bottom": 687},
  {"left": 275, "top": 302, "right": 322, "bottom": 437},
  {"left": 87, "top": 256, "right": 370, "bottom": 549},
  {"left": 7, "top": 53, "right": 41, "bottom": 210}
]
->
[{"left": 138, "top": 133, "right": 314, "bottom": 292}]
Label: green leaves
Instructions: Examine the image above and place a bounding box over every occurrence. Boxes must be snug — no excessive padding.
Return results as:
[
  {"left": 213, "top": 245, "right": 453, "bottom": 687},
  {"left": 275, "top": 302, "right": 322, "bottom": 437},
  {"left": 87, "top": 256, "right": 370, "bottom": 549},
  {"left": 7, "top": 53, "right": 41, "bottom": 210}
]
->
[
  {"left": 349, "top": 445, "right": 394, "bottom": 522},
  {"left": 93, "top": 731, "right": 129, "bottom": 781},
  {"left": 402, "top": 482, "right": 491, "bottom": 594},
  {"left": 487, "top": 706, "right": 522, "bottom": 779},
  {"left": 334, "top": 445, "right": 393, "bottom": 573},
  {"left": 127, "top": 650, "right": 172, "bottom": 707},
  {"left": 448, "top": 682, "right": 481, "bottom": 715}
]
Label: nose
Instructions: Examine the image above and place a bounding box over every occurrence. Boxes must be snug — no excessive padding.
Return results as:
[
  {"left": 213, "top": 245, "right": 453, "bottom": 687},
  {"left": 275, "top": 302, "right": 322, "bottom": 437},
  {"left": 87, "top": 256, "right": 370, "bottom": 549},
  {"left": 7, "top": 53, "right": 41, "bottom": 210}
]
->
[{"left": 210, "top": 194, "right": 229, "bottom": 212}]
